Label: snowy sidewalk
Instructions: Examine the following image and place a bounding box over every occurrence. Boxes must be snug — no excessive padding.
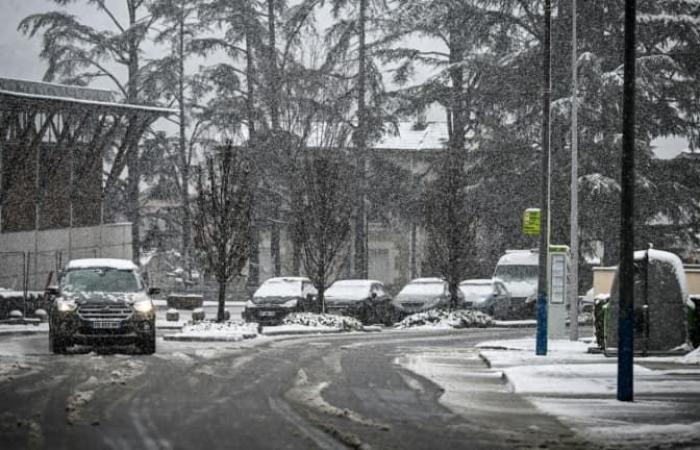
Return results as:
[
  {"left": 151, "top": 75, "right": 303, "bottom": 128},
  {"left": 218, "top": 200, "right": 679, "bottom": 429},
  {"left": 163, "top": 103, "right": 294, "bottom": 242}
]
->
[{"left": 477, "top": 336, "right": 700, "bottom": 448}]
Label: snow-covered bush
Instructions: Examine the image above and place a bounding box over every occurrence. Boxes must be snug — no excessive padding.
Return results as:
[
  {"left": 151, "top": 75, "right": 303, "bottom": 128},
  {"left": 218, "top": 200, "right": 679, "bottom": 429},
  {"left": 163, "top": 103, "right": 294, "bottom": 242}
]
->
[
  {"left": 395, "top": 309, "right": 493, "bottom": 329},
  {"left": 282, "top": 312, "right": 363, "bottom": 331},
  {"left": 179, "top": 321, "right": 258, "bottom": 341}
]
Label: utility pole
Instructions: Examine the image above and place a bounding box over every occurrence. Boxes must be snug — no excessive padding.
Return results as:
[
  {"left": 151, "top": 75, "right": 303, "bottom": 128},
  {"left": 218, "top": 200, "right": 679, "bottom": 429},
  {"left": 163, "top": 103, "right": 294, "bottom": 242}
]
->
[
  {"left": 536, "top": 0, "right": 552, "bottom": 356},
  {"left": 569, "top": 0, "right": 580, "bottom": 341},
  {"left": 618, "top": 0, "right": 637, "bottom": 402}
]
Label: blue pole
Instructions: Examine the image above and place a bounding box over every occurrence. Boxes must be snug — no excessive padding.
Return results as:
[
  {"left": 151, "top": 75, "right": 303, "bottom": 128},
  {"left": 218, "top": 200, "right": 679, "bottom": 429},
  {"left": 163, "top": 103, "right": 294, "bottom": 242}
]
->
[{"left": 536, "top": 0, "right": 552, "bottom": 356}]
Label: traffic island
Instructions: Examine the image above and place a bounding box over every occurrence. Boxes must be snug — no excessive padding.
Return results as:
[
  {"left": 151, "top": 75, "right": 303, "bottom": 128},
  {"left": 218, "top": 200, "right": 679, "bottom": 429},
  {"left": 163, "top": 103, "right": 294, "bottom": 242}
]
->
[{"left": 163, "top": 321, "right": 258, "bottom": 342}]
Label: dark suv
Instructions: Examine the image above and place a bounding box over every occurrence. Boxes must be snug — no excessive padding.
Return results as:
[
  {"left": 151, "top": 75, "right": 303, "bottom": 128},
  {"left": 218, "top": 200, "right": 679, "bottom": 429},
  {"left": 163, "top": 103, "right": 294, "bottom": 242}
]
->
[{"left": 48, "top": 258, "right": 157, "bottom": 354}]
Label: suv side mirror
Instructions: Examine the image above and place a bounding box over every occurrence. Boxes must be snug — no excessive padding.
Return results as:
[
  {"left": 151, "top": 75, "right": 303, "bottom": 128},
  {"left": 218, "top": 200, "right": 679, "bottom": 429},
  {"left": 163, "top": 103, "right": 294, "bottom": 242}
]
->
[
  {"left": 45, "top": 285, "right": 60, "bottom": 298},
  {"left": 148, "top": 287, "right": 161, "bottom": 296}
]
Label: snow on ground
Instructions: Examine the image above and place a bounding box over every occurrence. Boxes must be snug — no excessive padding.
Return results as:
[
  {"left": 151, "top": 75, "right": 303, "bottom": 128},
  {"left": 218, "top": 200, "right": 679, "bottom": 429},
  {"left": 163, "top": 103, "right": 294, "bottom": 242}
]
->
[
  {"left": 0, "top": 323, "right": 48, "bottom": 335},
  {"left": 166, "top": 321, "right": 259, "bottom": 342},
  {"left": 394, "top": 309, "right": 493, "bottom": 330},
  {"left": 281, "top": 312, "right": 364, "bottom": 331},
  {"left": 478, "top": 336, "right": 700, "bottom": 448}
]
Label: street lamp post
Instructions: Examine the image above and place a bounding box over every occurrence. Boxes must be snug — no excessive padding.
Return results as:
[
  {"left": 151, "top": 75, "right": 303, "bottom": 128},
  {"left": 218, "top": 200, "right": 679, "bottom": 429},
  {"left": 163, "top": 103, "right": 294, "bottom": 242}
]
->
[
  {"left": 569, "top": 0, "right": 580, "bottom": 342},
  {"left": 618, "top": 0, "right": 637, "bottom": 402}
]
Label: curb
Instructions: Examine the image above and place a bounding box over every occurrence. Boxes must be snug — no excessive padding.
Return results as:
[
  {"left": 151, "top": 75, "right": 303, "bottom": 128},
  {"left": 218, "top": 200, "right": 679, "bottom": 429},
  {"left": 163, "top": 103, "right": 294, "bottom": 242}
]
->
[
  {"left": 261, "top": 327, "right": 343, "bottom": 336},
  {"left": 0, "top": 328, "right": 48, "bottom": 337},
  {"left": 492, "top": 320, "right": 537, "bottom": 328},
  {"left": 162, "top": 333, "right": 257, "bottom": 342}
]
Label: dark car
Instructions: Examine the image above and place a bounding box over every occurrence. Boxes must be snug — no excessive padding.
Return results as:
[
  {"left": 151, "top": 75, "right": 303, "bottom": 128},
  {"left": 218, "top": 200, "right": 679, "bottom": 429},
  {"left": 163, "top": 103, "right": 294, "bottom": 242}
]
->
[
  {"left": 48, "top": 258, "right": 158, "bottom": 354},
  {"left": 391, "top": 277, "right": 460, "bottom": 317},
  {"left": 242, "top": 277, "right": 317, "bottom": 325},
  {"left": 459, "top": 278, "right": 511, "bottom": 318},
  {"left": 324, "top": 279, "right": 395, "bottom": 325}
]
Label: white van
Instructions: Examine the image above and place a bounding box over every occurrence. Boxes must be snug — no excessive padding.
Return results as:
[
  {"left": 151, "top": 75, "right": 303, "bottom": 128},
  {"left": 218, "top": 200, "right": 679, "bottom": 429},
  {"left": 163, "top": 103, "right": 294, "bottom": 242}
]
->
[{"left": 493, "top": 250, "right": 539, "bottom": 318}]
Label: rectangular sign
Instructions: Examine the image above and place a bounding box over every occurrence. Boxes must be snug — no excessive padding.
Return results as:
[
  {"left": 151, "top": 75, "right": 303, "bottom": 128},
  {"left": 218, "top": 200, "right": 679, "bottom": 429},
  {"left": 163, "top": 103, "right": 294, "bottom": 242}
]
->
[{"left": 523, "top": 208, "right": 541, "bottom": 235}]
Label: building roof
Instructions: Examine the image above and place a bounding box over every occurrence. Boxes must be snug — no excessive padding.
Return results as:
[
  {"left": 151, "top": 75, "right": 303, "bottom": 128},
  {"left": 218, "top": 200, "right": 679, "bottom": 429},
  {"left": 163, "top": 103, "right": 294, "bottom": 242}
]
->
[
  {"left": 0, "top": 77, "right": 176, "bottom": 115},
  {"left": 373, "top": 122, "right": 448, "bottom": 151}
]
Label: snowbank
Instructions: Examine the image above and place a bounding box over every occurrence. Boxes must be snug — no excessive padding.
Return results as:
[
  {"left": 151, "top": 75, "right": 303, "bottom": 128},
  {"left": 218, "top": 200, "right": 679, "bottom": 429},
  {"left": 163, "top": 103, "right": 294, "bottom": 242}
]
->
[
  {"left": 681, "top": 347, "right": 700, "bottom": 365},
  {"left": 165, "top": 321, "right": 258, "bottom": 342},
  {"left": 281, "top": 312, "right": 363, "bottom": 331},
  {"left": 394, "top": 309, "right": 493, "bottom": 329}
]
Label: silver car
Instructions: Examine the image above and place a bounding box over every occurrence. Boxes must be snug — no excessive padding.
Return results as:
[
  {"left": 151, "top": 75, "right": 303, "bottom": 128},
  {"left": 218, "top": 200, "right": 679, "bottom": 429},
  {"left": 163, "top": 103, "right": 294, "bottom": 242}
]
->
[
  {"left": 459, "top": 278, "right": 510, "bottom": 318},
  {"left": 392, "top": 277, "right": 457, "bottom": 316}
]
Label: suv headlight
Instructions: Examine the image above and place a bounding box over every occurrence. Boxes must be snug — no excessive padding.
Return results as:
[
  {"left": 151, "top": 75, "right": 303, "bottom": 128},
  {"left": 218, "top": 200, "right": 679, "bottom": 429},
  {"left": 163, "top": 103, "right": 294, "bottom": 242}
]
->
[
  {"left": 57, "top": 299, "right": 77, "bottom": 312},
  {"left": 133, "top": 300, "right": 154, "bottom": 313},
  {"left": 283, "top": 299, "right": 298, "bottom": 308}
]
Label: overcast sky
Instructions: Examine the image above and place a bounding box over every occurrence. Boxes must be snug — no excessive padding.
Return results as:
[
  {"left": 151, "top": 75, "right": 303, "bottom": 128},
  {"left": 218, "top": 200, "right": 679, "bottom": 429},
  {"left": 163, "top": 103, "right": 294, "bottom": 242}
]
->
[{"left": 0, "top": 0, "right": 688, "bottom": 158}]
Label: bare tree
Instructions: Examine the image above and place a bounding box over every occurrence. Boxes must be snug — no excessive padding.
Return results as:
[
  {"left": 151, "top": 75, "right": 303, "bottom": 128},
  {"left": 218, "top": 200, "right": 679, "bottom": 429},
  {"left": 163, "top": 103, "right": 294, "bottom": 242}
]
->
[
  {"left": 194, "top": 144, "right": 254, "bottom": 322},
  {"left": 293, "top": 124, "right": 353, "bottom": 312},
  {"left": 423, "top": 149, "right": 477, "bottom": 310}
]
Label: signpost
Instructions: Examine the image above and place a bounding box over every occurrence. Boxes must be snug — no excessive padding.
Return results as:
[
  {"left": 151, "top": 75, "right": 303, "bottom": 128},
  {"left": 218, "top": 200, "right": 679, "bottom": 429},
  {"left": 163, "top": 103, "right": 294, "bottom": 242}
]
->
[
  {"left": 523, "top": 208, "right": 541, "bottom": 235},
  {"left": 548, "top": 245, "right": 569, "bottom": 339}
]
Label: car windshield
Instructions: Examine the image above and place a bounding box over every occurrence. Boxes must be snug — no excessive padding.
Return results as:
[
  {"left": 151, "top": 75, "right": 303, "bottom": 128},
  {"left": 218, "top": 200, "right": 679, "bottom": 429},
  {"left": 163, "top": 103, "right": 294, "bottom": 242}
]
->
[
  {"left": 61, "top": 269, "right": 143, "bottom": 293},
  {"left": 398, "top": 282, "right": 445, "bottom": 297},
  {"left": 326, "top": 283, "right": 370, "bottom": 301},
  {"left": 460, "top": 284, "right": 493, "bottom": 296},
  {"left": 494, "top": 265, "right": 538, "bottom": 283},
  {"left": 253, "top": 280, "right": 302, "bottom": 300}
]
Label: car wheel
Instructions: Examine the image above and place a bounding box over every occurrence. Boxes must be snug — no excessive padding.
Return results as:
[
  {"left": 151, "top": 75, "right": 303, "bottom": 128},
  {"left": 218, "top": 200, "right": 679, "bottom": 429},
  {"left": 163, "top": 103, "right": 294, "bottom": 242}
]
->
[
  {"left": 49, "top": 329, "right": 68, "bottom": 354},
  {"left": 138, "top": 328, "right": 156, "bottom": 355}
]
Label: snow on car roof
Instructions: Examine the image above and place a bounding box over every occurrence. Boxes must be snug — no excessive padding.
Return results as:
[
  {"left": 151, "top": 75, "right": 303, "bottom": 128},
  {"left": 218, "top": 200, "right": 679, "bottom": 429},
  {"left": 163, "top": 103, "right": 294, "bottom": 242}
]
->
[
  {"left": 497, "top": 250, "right": 538, "bottom": 266},
  {"left": 460, "top": 279, "right": 494, "bottom": 285},
  {"left": 409, "top": 277, "right": 445, "bottom": 284},
  {"left": 332, "top": 279, "right": 381, "bottom": 287},
  {"left": 65, "top": 258, "right": 138, "bottom": 271}
]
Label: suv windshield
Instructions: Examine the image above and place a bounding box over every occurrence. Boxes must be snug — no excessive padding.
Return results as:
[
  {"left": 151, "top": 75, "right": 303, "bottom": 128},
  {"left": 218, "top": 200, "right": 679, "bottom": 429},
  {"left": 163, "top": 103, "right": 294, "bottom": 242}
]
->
[
  {"left": 493, "top": 265, "right": 538, "bottom": 283},
  {"left": 61, "top": 269, "right": 143, "bottom": 293}
]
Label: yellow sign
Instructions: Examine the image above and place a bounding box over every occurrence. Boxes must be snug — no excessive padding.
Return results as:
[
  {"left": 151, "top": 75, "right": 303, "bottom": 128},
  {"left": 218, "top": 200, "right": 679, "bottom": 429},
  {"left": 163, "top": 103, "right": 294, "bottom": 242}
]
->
[{"left": 523, "top": 208, "right": 541, "bottom": 235}]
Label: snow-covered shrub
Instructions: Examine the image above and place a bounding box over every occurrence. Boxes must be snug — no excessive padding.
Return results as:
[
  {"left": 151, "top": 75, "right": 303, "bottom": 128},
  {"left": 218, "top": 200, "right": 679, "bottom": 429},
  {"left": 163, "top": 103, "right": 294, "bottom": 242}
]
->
[
  {"left": 282, "top": 312, "right": 363, "bottom": 331},
  {"left": 34, "top": 309, "right": 48, "bottom": 322},
  {"left": 179, "top": 321, "right": 258, "bottom": 341},
  {"left": 166, "top": 308, "right": 179, "bottom": 322},
  {"left": 395, "top": 309, "right": 493, "bottom": 329},
  {"left": 191, "top": 308, "right": 205, "bottom": 322}
]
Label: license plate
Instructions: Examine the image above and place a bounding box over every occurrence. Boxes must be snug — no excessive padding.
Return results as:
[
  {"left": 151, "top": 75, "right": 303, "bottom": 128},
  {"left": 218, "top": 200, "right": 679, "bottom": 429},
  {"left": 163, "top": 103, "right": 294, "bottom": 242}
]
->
[
  {"left": 259, "top": 311, "right": 276, "bottom": 317},
  {"left": 92, "top": 321, "right": 121, "bottom": 329}
]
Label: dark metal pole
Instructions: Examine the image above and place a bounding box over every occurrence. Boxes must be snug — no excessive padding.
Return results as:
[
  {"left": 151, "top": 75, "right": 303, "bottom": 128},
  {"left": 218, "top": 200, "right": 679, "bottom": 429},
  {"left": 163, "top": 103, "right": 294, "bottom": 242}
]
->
[
  {"left": 536, "top": 0, "right": 552, "bottom": 356},
  {"left": 617, "top": 0, "right": 636, "bottom": 402}
]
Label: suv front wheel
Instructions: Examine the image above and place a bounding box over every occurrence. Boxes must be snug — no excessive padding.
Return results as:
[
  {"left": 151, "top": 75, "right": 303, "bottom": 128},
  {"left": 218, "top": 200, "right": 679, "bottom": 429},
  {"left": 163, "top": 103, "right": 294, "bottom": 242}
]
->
[
  {"left": 137, "top": 328, "right": 156, "bottom": 354},
  {"left": 49, "top": 328, "right": 69, "bottom": 354}
]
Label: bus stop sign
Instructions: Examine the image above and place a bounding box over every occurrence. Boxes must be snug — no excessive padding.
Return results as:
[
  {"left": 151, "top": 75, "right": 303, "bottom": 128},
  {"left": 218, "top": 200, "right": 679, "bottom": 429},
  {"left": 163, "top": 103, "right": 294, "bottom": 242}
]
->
[{"left": 523, "top": 208, "right": 541, "bottom": 235}]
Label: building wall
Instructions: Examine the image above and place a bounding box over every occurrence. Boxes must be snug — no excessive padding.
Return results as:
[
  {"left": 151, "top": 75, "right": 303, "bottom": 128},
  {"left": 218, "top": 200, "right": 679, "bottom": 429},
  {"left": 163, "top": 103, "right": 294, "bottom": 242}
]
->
[{"left": 0, "top": 223, "right": 132, "bottom": 290}]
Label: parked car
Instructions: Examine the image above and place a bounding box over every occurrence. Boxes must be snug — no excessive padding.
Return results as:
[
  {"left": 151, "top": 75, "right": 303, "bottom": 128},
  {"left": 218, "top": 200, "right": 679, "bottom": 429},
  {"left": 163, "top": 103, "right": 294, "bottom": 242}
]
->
[
  {"left": 459, "top": 278, "right": 510, "bottom": 318},
  {"left": 392, "top": 277, "right": 459, "bottom": 316},
  {"left": 48, "top": 258, "right": 158, "bottom": 354},
  {"left": 324, "top": 279, "right": 396, "bottom": 325},
  {"left": 242, "top": 277, "right": 317, "bottom": 325}
]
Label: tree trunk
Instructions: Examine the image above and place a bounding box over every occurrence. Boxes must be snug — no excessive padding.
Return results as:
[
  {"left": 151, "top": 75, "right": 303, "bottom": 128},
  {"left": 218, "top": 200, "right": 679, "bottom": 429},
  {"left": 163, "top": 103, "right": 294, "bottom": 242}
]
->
[
  {"left": 178, "top": 0, "right": 192, "bottom": 274},
  {"left": 271, "top": 212, "right": 281, "bottom": 276},
  {"left": 247, "top": 225, "right": 260, "bottom": 290},
  {"left": 217, "top": 278, "right": 227, "bottom": 322},
  {"left": 353, "top": 0, "right": 368, "bottom": 279}
]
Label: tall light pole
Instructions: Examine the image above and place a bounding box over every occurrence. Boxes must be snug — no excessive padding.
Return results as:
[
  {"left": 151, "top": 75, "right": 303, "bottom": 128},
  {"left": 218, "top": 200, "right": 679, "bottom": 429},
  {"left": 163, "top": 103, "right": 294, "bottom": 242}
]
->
[
  {"left": 536, "top": 0, "right": 552, "bottom": 356},
  {"left": 569, "top": 0, "right": 580, "bottom": 341},
  {"left": 618, "top": 0, "right": 637, "bottom": 402}
]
